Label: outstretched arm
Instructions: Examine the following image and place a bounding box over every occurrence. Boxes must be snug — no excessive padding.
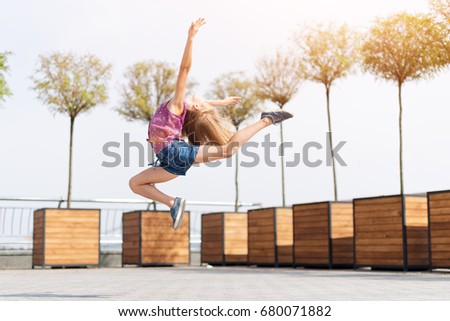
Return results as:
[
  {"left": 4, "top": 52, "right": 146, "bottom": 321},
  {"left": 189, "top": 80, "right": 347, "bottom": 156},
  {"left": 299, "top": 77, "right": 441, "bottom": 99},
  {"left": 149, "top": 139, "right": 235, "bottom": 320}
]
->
[
  {"left": 169, "top": 18, "right": 206, "bottom": 116},
  {"left": 207, "top": 96, "right": 241, "bottom": 107}
]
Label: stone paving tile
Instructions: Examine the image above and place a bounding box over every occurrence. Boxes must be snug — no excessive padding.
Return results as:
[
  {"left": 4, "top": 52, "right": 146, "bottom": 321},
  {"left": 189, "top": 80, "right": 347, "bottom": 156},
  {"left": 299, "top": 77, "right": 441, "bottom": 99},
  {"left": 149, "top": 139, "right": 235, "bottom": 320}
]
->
[{"left": 0, "top": 267, "right": 449, "bottom": 301}]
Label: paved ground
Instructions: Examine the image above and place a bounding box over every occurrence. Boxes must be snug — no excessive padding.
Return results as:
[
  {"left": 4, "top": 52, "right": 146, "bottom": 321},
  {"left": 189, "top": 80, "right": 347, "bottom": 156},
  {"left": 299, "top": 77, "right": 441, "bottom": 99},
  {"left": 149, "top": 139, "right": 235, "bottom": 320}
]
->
[{"left": 0, "top": 267, "right": 449, "bottom": 301}]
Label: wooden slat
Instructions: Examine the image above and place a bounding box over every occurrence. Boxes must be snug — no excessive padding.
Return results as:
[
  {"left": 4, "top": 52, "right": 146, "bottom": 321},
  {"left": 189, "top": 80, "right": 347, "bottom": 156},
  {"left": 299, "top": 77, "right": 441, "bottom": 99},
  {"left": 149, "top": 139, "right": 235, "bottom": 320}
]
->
[
  {"left": 295, "top": 257, "right": 329, "bottom": 264},
  {"left": 356, "top": 245, "right": 403, "bottom": 252},
  {"left": 429, "top": 207, "right": 450, "bottom": 215},
  {"left": 429, "top": 222, "right": 450, "bottom": 230},
  {"left": 428, "top": 192, "right": 450, "bottom": 201},
  {"left": 356, "top": 258, "right": 404, "bottom": 266},
  {"left": 141, "top": 255, "right": 189, "bottom": 264},
  {"left": 202, "top": 255, "right": 223, "bottom": 263},
  {"left": 354, "top": 196, "right": 402, "bottom": 205},
  {"left": 429, "top": 200, "right": 450, "bottom": 208},
  {"left": 45, "top": 258, "right": 98, "bottom": 265},
  {"left": 224, "top": 255, "right": 247, "bottom": 263},
  {"left": 356, "top": 251, "right": 403, "bottom": 259},
  {"left": 355, "top": 225, "right": 402, "bottom": 232},
  {"left": 356, "top": 231, "right": 403, "bottom": 239},
  {"left": 293, "top": 203, "right": 329, "bottom": 211},
  {"left": 431, "top": 258, "right": 450, "bottom": 267},
  {"left": 431, "top": 237, "right": 450, "bottom": 244},
  {"left": 250, "top": 248, "right": 275, "bottom": 255},
  {"left": 356, "top": 216, "right": 403, "bottom": 226},
  {"left": 142, "top": 248, "right": 189, "bottom": 256},
  {"left": 430, "top": 252, "right": 450, "bottom": 259}
]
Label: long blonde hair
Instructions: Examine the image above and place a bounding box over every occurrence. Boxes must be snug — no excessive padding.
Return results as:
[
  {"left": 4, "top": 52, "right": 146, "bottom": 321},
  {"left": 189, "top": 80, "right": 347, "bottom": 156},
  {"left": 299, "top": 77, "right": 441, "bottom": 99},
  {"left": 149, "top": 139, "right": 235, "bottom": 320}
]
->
[{"left": 182, "top": 108, "right": 233, "bottom": 146}]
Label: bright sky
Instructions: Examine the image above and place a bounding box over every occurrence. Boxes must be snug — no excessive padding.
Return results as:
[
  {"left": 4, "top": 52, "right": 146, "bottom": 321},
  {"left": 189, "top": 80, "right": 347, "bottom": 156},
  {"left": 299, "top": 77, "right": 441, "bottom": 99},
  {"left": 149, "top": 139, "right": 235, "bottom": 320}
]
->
[{"left": 1, "top": 0, "right": 449, "bottom": 208}]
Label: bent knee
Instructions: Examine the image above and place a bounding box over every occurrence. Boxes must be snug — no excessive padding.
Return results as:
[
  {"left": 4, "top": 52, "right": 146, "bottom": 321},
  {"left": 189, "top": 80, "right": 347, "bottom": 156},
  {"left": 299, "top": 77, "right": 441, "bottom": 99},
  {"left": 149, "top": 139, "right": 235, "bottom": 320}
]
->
[{"left": 128, "top": 177, "right": 139, "bottom": 193}]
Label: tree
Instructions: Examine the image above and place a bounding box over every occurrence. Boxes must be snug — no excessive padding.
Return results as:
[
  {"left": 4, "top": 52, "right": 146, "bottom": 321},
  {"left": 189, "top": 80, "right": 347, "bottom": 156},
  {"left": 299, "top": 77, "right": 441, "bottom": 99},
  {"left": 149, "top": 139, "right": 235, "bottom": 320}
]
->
[
  {"left": 255, "top": 50, "right": 303, "bottom": 207},
  {"left": 209, "top": 71, "right": 262, "bottom": 212},
  {"left": 0, "top": 51, "right": 12, "bottom": 103},
  {"left": 31, "top": 52, "right": 112, "bottom": 208},
  {"left": 118, "top": 61, "right": 178, "bottom": 123},
  {"left": 293, "top": 23, "right": 359, "bottom": 201},
  {"left": 361, "top": 13, "right": 448, "bottom": 195}
]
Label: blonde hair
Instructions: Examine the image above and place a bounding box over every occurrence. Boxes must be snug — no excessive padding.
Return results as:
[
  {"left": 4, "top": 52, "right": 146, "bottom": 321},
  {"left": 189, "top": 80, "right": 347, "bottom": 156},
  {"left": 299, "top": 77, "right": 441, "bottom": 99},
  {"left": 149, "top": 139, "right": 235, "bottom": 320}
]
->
[{"left": 182, "top": 108, "right": 233, "bottom": 146}]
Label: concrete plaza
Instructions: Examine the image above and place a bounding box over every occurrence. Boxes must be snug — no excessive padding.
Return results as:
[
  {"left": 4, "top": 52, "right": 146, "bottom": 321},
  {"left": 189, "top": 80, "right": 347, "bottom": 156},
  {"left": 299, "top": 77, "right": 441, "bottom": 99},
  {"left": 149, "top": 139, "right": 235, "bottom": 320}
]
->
[{"left": 0, "top": 266, "right": 449, "bottom": 301}]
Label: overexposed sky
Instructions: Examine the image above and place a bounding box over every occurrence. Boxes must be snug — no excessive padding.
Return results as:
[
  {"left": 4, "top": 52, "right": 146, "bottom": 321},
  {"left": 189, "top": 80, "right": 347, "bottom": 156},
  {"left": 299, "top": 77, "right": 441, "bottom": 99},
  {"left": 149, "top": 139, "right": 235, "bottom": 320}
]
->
[{"left": 1, "top": 0, "right": 449, "bottom": 208}]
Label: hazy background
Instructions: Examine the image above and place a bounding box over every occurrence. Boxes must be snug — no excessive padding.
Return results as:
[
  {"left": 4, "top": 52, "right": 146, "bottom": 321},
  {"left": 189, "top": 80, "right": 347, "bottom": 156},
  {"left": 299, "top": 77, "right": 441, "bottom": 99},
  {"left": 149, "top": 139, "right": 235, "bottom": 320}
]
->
[{"left": 1, "top": 0, "right": 449, "bottom": 207}]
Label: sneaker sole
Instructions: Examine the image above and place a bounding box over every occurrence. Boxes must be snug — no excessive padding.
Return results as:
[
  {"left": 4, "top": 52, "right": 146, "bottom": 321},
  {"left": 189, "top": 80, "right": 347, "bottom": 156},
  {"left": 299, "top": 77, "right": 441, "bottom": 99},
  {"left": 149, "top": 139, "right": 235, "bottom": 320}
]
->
[
  {"left": 173, "top": 198, "right": 186, "bottom": 230},
  {"left": 272, "top": 110, "right": 294, "bottom": 125}
]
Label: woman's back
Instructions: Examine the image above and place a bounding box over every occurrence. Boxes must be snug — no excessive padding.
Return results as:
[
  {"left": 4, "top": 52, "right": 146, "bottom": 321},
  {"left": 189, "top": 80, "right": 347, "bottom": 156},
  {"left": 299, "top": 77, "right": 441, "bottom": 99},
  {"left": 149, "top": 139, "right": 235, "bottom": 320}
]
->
[{"left": 148, "top": 100, "right": 187, "bottom": 154}]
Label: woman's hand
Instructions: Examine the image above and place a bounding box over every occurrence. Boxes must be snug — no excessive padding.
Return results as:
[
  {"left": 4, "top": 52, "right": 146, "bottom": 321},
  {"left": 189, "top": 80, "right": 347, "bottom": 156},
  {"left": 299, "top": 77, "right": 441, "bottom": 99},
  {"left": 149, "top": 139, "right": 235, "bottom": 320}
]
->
[
  {"left": 188, "top": 18, "right": 206, "bottom": 38},
  {"left": 223, "top": 96, "right": 241, "bottom": 106}
]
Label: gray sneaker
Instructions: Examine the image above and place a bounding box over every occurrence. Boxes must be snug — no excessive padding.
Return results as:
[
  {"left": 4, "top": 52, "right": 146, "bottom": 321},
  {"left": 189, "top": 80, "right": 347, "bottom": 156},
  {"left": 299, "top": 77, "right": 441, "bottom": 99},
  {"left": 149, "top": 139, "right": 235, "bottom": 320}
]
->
[
  {"left": 170, "top": 197, "right": 186, "bottom": 230},
  {"left": 261, "top": 110, "right": 294, "bottom": 125}
]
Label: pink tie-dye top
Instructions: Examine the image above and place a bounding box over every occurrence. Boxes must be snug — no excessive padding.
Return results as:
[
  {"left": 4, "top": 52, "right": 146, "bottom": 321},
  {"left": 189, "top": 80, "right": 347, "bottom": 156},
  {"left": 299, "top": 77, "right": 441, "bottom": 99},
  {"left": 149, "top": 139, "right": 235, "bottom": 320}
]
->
[{"left": 148, "top": 100, "right": 188, "bottom": 154}]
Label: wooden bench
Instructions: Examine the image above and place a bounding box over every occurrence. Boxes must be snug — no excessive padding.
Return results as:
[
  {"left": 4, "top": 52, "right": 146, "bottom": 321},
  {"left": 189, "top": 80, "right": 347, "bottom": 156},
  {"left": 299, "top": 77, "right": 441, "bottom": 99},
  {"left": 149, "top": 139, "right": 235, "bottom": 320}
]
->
[
  {"left": 201, "top": 212, "right": 248, "bottom": 265},
  {"left": 247, "top": 207, "right": 293, "bottom": 267},
  {"left": 293, "top": 201, "right": 353, "bottom": 268},
  {"left": 353, "top": 195, "right": 428, "bottom": 271},
  {"left": 122, "top": 210, "right": 190, "bottom": 266},
  {"left": 32, "top": 208, "right": 100, "bottom": 268}
]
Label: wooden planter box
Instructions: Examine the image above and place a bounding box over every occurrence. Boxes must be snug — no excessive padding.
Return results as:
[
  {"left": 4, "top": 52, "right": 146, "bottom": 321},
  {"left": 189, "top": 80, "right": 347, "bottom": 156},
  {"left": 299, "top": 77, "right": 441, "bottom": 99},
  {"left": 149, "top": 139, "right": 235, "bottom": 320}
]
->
[
  {"left": 353, "top": 195, "right": 428, "bottom": 270},
  {"left": 293, "top": 201, "right": 353, "bottom": 268},
  {"left": 248, "top": 207, "right": 293, "bottom": 267},
  {"left": 201, "top": 212, "right": 248, "bottom": 265},
  {"left": 32, "top": 208, "right": 100, "bottom": 268},
  {"left": 122, "top": 211, "right": 190, "bottom": 266},
  {"left": 428, "top": 190, "right": 450, "bottom": 269}
]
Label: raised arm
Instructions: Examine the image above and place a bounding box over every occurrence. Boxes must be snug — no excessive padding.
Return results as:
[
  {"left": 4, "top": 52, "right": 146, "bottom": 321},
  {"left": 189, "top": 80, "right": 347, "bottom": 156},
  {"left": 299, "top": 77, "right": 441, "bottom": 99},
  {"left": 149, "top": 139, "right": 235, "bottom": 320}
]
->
[
  {"left": 169, "top": 18, "right": 206, "bottom": 116},
  {"left": 207, "top": 96, "right": 241, "bottom": 107}
]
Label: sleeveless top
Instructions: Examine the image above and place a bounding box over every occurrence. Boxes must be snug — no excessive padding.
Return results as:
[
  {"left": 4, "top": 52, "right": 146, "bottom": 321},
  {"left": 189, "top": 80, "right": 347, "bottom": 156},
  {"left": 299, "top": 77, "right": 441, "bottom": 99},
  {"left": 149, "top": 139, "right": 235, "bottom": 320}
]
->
[{"left": 148, "top": 100, "right": 188, "bottom": 154}]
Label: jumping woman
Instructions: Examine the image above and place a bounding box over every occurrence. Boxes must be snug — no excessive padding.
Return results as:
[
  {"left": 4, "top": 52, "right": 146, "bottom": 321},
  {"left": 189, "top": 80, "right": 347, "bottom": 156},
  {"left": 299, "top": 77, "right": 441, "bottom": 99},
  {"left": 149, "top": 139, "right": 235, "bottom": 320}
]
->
[{"left": 129, "top": 18, "right": 293, "bottom": 229}]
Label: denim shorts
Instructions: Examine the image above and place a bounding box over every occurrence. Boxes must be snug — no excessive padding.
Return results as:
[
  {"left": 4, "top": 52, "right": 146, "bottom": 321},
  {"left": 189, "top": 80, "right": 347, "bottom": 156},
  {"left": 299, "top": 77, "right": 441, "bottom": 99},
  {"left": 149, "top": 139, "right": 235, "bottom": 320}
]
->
[{"left": 154, "top": 140, "right": 200, "bottom": 176}]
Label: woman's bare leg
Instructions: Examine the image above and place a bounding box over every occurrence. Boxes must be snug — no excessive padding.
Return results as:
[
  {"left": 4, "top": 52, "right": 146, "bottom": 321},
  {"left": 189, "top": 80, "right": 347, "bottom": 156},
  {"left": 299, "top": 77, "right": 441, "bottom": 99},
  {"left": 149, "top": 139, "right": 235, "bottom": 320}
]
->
[
  {"left": 195, "top": 118, "right": 272, "bottom": 163},
  {"left": 129, "top": 167, "right": 178, "bottom": 208}
]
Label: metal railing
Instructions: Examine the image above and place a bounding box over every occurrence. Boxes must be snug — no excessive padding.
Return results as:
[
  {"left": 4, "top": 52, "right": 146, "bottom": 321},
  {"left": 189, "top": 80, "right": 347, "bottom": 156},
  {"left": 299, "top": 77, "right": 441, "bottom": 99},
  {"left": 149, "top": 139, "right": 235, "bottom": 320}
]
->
[{"left": 0, "top": 197, "right": 260, "bottom": 252}]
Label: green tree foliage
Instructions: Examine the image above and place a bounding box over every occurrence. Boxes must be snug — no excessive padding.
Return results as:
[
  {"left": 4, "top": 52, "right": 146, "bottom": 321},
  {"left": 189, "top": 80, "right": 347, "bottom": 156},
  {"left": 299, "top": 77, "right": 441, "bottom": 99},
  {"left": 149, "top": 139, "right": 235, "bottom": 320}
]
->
[
  {"left": 0, "top": 51, "right": 12, "bottom": 103},
  {"left": 31, "top": 52, "right": 112, "bottom": 207},
  {"left": 255, "top": 50, "right": 303, "bottom": 207},
  {"left": 117, "top": 60, "right": 197, "bottom": 123},
  {"left": 361, "top": 13, "right": 449, "bottom": 194},
  {"left": 294, "top": 23, "right": 359, "bottom": 201},
  {"left": 210, "top": 71, "right": 261, "bottom": 130},
  {"left": 209, "top": 71, "right": 262, "bottom": 211}
]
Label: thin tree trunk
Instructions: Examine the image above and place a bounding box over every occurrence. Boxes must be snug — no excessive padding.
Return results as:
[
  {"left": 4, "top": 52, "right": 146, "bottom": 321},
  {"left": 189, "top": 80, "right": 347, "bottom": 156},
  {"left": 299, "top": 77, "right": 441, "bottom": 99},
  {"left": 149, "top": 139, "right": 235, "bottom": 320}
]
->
[
  {"left": 325, "top": 85, "right": 338, "bottom": 201},
  {"left": 67, "top": 116, "right": 75, "bottom": 208},
  {"left": 280, "top": 121, "right": 286, "bottom": 207},
  {"left": 398, "top": 83, "right": 404, "bottom": 195},
  {"left": 234, "top": 152, "right": 239, "bottom": 212}
]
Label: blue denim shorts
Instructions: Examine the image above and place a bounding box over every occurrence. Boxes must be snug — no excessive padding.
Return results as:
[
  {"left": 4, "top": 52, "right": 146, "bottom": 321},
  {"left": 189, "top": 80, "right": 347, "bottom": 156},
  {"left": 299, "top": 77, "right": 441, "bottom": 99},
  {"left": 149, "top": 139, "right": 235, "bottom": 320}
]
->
[{"left": 154, "top": 140, "right": 200, "bottom": 176}]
